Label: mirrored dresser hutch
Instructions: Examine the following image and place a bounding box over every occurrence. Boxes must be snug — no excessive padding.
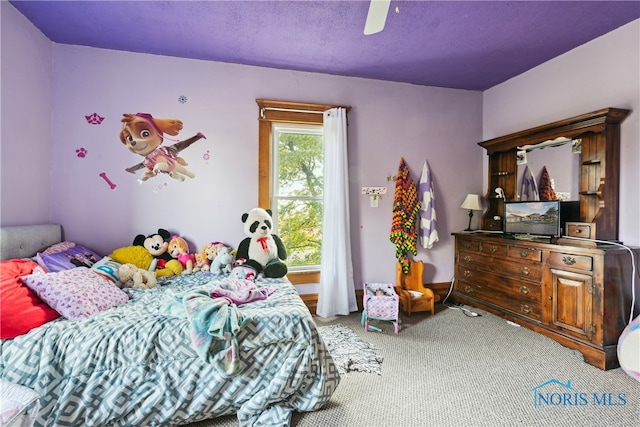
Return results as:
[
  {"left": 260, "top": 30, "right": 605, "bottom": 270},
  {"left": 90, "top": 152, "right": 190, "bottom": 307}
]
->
[{"left": 452, "top": 108, "right": 639, "bottom": 370}]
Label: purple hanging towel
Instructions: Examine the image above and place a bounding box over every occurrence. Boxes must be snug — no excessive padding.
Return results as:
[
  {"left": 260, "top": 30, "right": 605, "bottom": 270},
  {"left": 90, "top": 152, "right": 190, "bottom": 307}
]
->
[
  {"left": 520, "top": 165, "right": 539, "bottom": 201},
  {"left": 419, "top": 160, "right": 439, "bottom": 249}
]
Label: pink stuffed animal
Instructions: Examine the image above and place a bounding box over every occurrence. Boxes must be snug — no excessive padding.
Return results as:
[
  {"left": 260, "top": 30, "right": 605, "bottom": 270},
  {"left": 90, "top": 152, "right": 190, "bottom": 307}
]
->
[{"left": 168, "top": 235, "right": 195, "bottom": 274}]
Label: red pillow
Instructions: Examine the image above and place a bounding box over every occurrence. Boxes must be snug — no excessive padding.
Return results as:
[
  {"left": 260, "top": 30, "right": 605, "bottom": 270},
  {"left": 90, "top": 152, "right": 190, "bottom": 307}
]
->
[{"left": 0, "top": 259, "right": 60, "bottom": 339}]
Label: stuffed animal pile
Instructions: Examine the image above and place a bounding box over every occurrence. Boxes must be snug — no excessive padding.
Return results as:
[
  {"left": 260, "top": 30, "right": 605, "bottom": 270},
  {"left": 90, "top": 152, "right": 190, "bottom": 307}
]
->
[{"left": 105, "top": 213, "right": 288, "bottom": 286}]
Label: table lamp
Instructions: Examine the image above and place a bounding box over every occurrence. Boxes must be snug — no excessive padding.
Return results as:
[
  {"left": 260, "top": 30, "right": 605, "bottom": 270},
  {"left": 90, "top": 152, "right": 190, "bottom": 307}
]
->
[{"left": 461, "top": 194, "right": 483, "bottom": 231}]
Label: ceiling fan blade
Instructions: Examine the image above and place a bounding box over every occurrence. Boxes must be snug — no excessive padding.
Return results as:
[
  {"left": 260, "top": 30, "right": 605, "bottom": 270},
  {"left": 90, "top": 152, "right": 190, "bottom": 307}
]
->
[{"left": 364, "top": 0, "right": 391, "bottom": 35}]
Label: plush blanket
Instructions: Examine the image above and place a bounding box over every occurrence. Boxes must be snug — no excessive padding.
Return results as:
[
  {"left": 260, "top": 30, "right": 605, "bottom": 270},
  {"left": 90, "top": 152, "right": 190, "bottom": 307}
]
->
[{"left": 162, "top": 278, "right": 277, "bottom": 375}]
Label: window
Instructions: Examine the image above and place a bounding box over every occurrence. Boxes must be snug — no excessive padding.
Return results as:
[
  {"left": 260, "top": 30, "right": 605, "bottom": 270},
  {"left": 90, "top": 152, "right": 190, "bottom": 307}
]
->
[
  {"left": 256, "top": 99, "right": 339, "bottom": 284},
  {"left": 271, "top": 123, "right": 324, "bottom": 271}
]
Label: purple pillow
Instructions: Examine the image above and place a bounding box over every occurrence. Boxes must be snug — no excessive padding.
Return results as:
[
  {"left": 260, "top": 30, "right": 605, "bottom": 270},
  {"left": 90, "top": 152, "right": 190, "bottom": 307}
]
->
[
  {"left": 36, "top": 245, "right": 101, "bottom": 272},
  {"left": 21, "top": 267, "right": 129, "bottom": 320}
]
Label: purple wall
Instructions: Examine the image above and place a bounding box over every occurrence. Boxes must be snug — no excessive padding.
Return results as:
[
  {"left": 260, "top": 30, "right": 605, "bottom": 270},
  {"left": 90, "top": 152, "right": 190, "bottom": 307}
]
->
[
  {"left": 1, "top": 3, "right": 483, "bottom": 293},
  {"left": 484, "top": 20, "right": 640, "bottom": 246},
  {"left": 1, "top": 3, "right": 52, "bottom": 225}
]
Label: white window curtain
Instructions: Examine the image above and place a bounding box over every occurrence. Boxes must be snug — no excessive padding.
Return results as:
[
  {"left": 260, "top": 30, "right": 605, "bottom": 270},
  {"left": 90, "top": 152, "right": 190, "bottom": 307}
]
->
[{"left": 316, "top": 107, "right": 357, "bottom": 318}]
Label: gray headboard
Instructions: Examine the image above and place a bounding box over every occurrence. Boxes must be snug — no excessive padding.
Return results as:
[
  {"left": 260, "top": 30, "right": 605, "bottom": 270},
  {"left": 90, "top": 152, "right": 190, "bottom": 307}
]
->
[{"left": 0, "top": 224, "right": 62, "bottom": 261}]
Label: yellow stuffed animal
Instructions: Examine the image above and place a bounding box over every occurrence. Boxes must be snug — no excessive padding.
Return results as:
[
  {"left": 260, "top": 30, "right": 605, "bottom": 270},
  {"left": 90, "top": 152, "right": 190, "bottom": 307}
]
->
[
  {"left": 109, "top": 246, "right": 153, "bottom": 270},
  {"left": 155, "top": 259, "right": 183, "bottom": 276},
  {"left": 108, "top": 245, "right": 183, "bottom": 277}
]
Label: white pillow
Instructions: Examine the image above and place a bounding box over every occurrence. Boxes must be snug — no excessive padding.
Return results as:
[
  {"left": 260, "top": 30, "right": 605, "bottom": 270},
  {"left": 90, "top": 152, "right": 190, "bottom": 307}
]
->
[
  {"left": 0, "top": 379, "right": 39, "bottom": 427},
  {"left": 90, "top": 256, "right": 122, "bottom": 284}
]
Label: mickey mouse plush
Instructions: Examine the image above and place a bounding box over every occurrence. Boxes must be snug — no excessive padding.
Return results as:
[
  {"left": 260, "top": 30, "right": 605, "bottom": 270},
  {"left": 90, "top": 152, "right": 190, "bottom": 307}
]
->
[
  {"left": 133, "top": 228, "right": 183, "bottom": 276},
  {"left": 236, "top": 208, "right": 287, "bottom": 278}
]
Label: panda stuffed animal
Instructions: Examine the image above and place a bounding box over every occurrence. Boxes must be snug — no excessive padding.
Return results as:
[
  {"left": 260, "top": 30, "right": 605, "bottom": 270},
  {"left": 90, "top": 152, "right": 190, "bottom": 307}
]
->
[{"left": 236, "top": 208, "right": 288, "bottom": 278}]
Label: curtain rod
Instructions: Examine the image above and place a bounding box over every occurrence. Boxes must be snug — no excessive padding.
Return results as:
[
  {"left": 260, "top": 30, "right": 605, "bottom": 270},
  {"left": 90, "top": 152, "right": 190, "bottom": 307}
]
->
[
  {"left": 259, "top": 106, "right": 349, "bottom": 119},
  {"left": 262, "top": 107, "right": 325, "bottom": 114},
  {"left": 260, "top": 107, "right": 326, "bottom": 119}
]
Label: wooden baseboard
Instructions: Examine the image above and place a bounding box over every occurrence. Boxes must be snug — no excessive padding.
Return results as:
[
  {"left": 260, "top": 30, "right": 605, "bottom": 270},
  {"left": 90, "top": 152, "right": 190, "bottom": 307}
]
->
[
  {"left": 427, "top": 281, "right": 453, "bottom": 302},
  {"left": 299, "top": 289, "right": 364, "bottom": 315},
  {"left": 299, "top": 293, "right": 319, "bottom": 315},
  {"left": 299, "top": 285, "right": 452, "bottom": 315}
]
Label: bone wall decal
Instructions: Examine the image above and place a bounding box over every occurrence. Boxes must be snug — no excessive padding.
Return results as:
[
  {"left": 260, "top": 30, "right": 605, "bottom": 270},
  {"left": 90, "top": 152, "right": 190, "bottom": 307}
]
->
[{"left": 99, "top": 172, "right": 116, "bottom": 190}]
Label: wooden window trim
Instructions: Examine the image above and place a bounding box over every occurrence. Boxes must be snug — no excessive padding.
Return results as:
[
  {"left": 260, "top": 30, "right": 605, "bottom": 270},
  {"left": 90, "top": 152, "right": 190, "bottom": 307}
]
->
[{"left": 256, "top": 99, "right": 350, "bottom": 285}]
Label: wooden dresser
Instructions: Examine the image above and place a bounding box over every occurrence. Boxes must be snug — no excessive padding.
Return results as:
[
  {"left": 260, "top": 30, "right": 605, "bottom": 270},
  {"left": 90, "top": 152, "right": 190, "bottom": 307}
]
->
[{"left": 452, "top": 233, "right": 639, "bottom": 370}]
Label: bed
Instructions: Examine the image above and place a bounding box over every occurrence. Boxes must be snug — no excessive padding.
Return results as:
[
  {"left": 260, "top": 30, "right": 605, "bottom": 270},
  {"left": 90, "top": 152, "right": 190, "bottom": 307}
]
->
[{"left": 0, "top": 224, "right": 340, "bottom": 427}]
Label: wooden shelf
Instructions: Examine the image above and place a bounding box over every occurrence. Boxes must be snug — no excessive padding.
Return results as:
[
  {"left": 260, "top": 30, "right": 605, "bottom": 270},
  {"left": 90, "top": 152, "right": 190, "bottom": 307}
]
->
[{"left": 479, "top": 107, "right": 629, "bottom": 240}]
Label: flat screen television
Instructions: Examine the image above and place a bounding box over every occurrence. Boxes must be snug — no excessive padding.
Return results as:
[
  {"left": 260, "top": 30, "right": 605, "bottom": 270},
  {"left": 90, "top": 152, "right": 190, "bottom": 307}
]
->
[{"left": 504, "top": 200, "right": 561, "bottom": 239}]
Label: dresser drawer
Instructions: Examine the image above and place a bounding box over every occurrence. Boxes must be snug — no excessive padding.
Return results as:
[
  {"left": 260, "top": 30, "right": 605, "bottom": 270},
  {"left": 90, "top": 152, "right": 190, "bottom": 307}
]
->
[
  {"left": 550, "top": 252, "right": 593, "bottom": 271},
  {"left": 456, "top": 276, "right": 542, "bottom": 321},
  {"left": 458, "top": 251, "right": 542, "bottom": 282},
  {"left": 458, "top": 250, "right": 477, "bottom": 265},
  {"left": 494, "top": 259, "right": 542, "bottom": 282},
  {"left": 458, "top": 238, "right": 479, "bottom": 252},
  {"left": 480, "top": 241, "right": 507, "bottom": 256},
  {"left": 508, "top": 245, "right": 542, "bottom": 262},
  {"left": 456, "top": 265, "right": 541, "bottom": 302},
  {"left": 566, "top": 222, "right": 595, "bottom": 239}
]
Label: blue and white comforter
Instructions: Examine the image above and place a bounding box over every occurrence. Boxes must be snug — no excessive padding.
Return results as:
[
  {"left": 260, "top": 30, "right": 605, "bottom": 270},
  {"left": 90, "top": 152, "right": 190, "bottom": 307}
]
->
[{"left": 0, "top": 273, "right": 340, "bottom": 426}]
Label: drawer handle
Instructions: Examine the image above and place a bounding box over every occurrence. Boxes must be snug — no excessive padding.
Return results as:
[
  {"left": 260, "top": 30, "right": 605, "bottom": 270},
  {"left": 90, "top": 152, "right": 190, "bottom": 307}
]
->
[
  {"left": 520, "top": 250, "right": 529, "bottom": 258},
  {"left": 520, "top": 266, "right": 530, "bottom": 276},
  {"left": 464, "top": 286, "right": 474, "bottom": 294},
  {"left": 463, "top": 242, "right": 471, "bottom": 249},
  {"left": 519, "top": 285, "right": 530, "bottom": 294},
  {"left": 463, "top": 255, "right": 472, "bottom": 263},
  {"left": 463, "top": 270, "right": 472, "bottom": 278},
  {"left": 562, "top": 256, "right": 576, "bottom": 265},
  {"left": 489, "top": 246, "right": 497, "bottom": 253},
  {"left": 520, "top": 304, "right": 532, "bottom": 314}
]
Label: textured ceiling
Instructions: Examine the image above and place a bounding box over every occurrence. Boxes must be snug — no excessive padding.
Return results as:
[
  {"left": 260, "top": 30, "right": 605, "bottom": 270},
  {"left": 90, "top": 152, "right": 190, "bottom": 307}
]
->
[{"left": 9, "top": 1, "right": 640, "bottom": 91}]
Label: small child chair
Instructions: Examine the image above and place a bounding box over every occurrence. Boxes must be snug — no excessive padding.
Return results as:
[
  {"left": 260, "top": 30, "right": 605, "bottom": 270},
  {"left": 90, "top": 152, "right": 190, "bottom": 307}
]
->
[
  {"left": 362, "top": 282, "right": 399, "bottom": 334},
  {"left": 395, "top": 260, "right": 438, "bottom": 317}
]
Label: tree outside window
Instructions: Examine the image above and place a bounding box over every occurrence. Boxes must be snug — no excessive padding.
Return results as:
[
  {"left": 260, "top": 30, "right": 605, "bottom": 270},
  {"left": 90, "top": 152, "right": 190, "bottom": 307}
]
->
[{"left": 272, "top": 125, "right": 323, "bottom": 270}]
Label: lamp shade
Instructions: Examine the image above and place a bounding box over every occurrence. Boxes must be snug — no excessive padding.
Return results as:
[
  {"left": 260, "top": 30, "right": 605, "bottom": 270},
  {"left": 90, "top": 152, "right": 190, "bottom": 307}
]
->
[{"left": 461, "top": 194, "right": 483, "bottom": 211}]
